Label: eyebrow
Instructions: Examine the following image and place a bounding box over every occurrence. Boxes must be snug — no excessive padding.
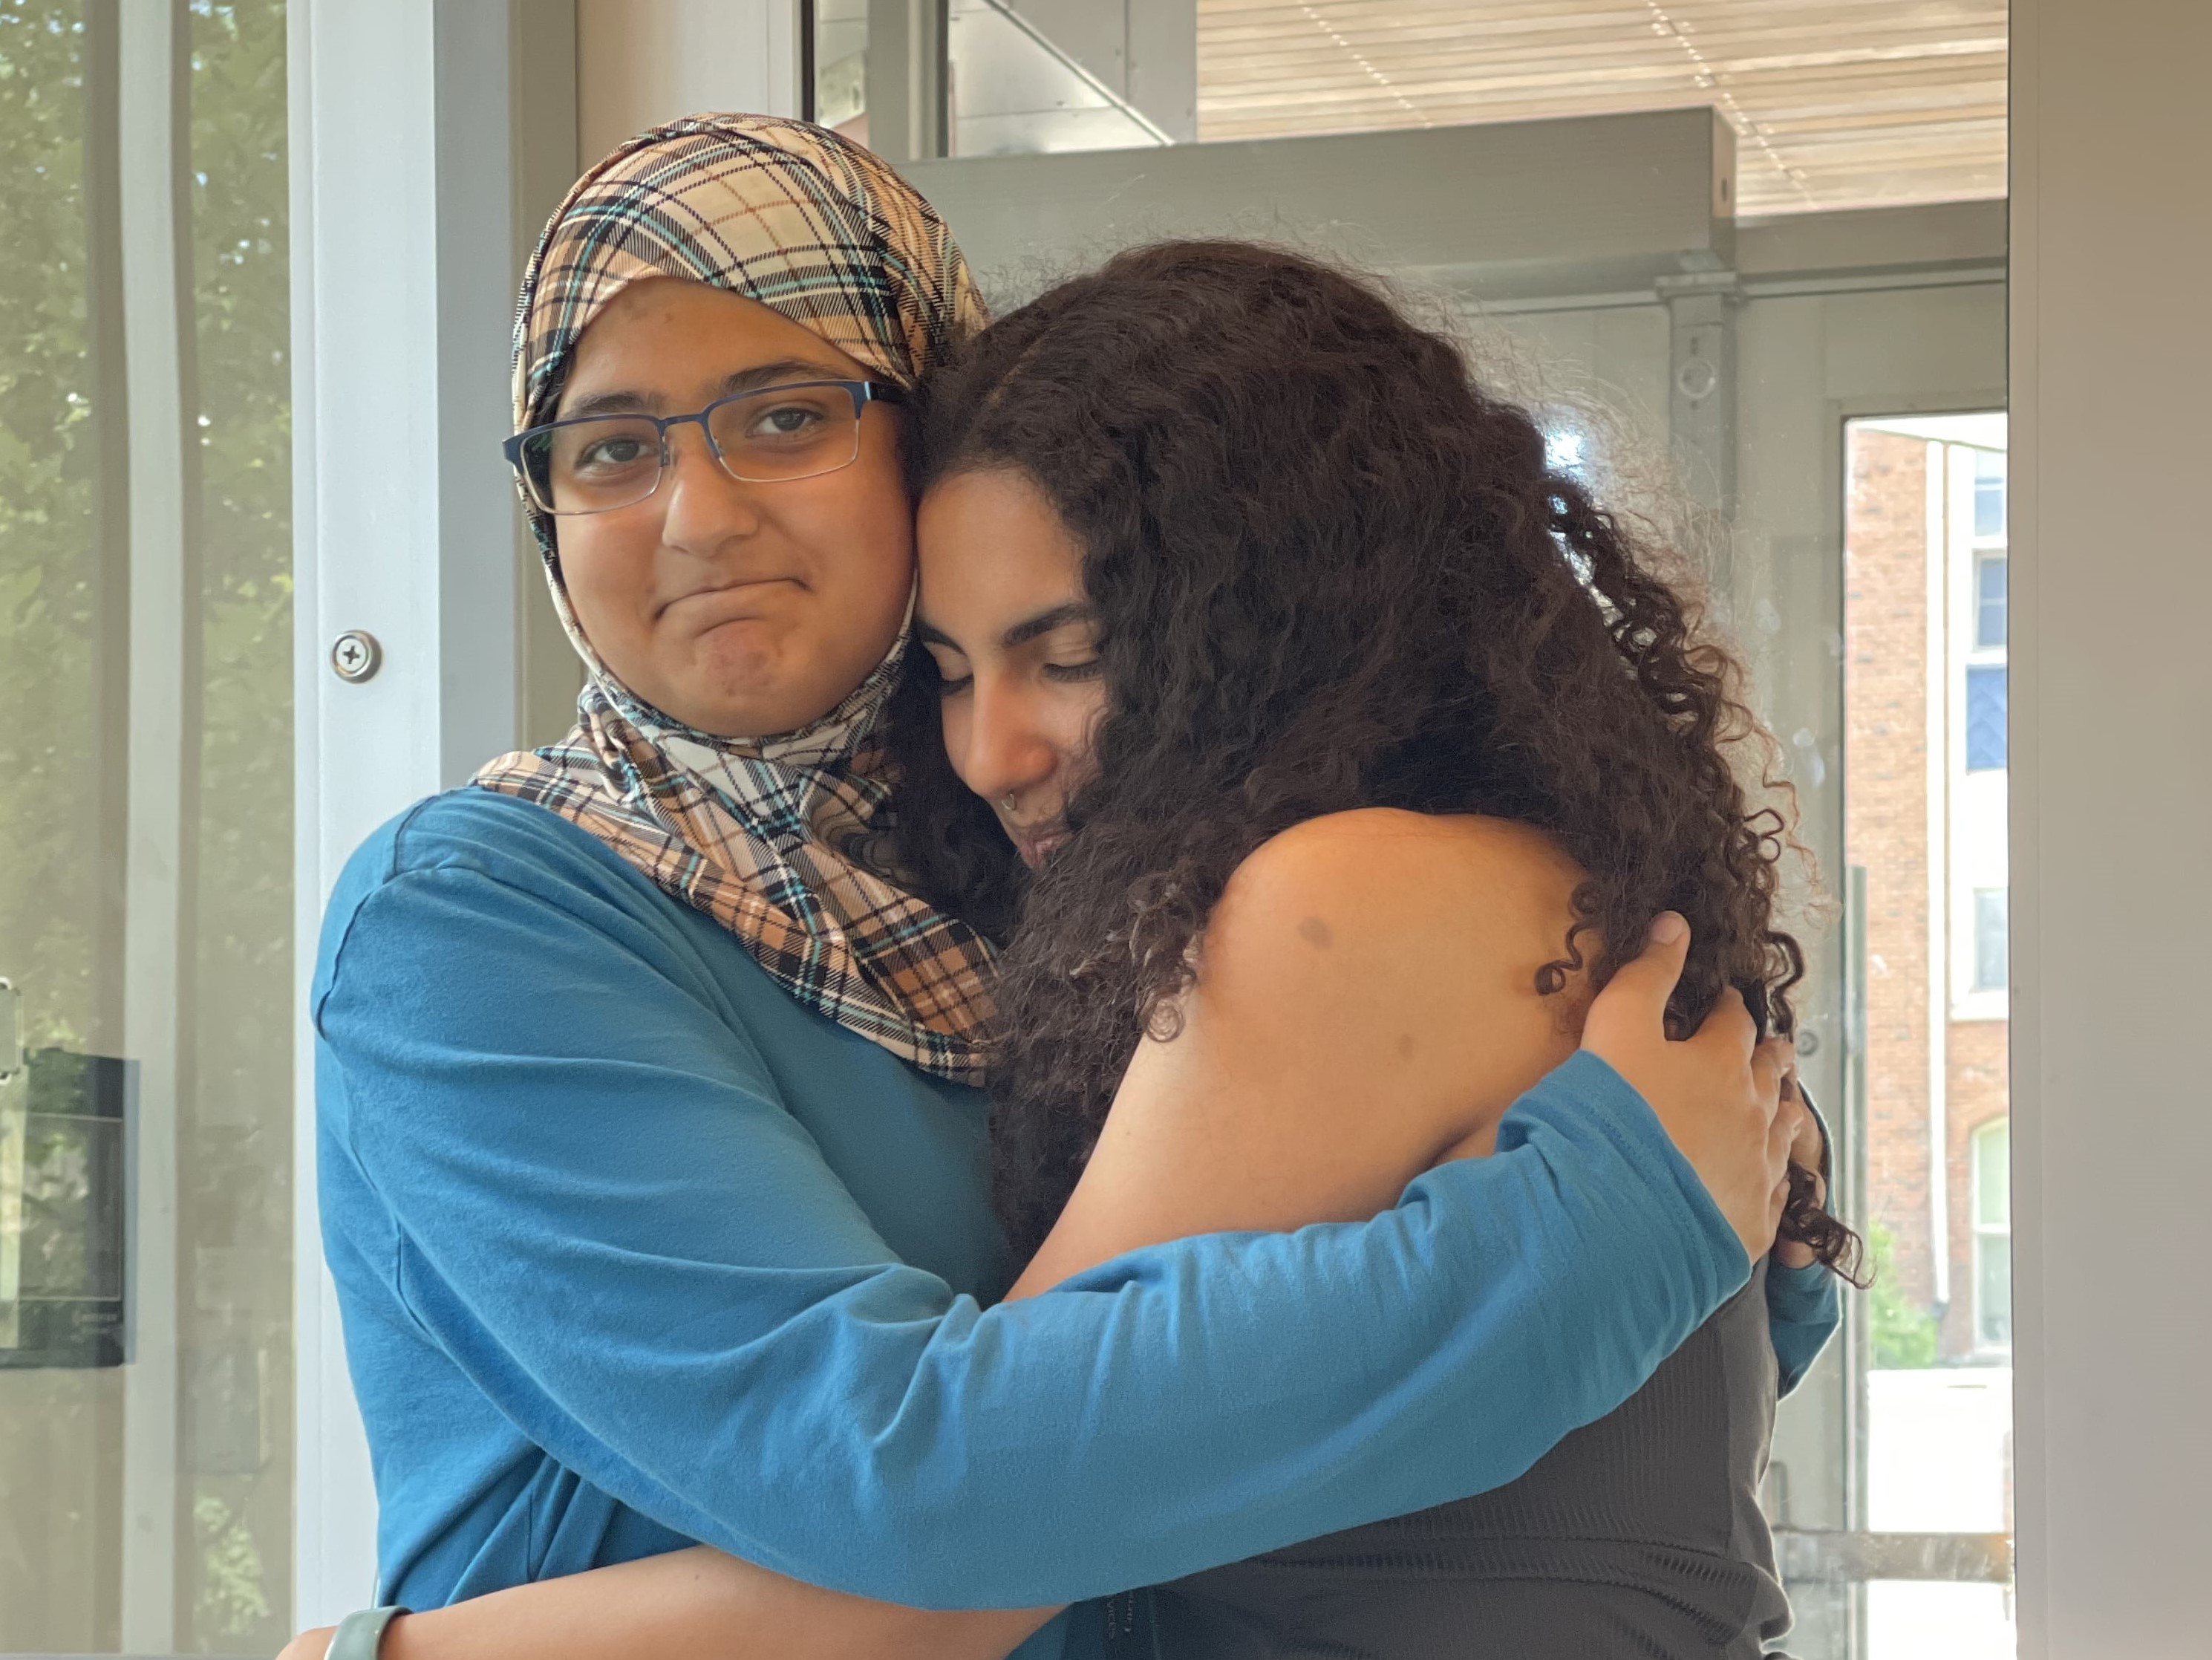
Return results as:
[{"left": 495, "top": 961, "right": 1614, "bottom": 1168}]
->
[
  {"left": 1001, "top": 601, "right": 1098, "bottom": 648},
  {"left": 559, "top": 357, "right": 855, "bottom": 420},
  {"left": 915, "top": 602, "right": 1097, "bottom": 653}
]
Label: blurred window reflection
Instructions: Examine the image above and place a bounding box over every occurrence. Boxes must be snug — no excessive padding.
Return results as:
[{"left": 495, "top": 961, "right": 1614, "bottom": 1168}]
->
[{"left": 0, "top": 1, "right": 293, "bottom": 1652}]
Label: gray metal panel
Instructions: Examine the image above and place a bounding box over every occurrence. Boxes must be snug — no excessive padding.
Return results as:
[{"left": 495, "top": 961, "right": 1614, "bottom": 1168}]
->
[
  {"left": 902, "top": 107, "right": 1734, "bottom": 299},
  {"left": 1738, "top": 200, "right": 2008, "bottom": 284}
]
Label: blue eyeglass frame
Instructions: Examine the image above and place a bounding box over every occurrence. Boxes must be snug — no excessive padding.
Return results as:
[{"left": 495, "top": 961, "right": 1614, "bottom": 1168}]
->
[{"left": 501, "top": 378, "right": 909, "bottom": 512}]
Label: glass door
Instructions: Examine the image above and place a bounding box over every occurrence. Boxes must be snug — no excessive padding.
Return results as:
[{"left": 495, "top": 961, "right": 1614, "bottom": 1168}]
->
[
  {"left": 0, "top": 1, "right": 293, "bottom": 1651},
  {"left": 1844, "top": 411, "right": 2014, "bottom": 1659},
  {"left": 820, "top": 4, "right": 2012, "bottom": 1656}
]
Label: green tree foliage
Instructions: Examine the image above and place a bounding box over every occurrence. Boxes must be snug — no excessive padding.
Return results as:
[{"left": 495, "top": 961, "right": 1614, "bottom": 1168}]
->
[
  {"left": 0, "top": 0, "right": 100, "bottom": 1052},
  {"left": 189, "top": 0, "right": 291, "bottom": 1097},
  {"left": 184, "top": 4, "right": 293, "bottom": 1650},
  {"left": 1867, "top": 1221, "right": 1941, "bottom": 1370},
  {"left": 0, "top": 3, "right": 293, "bottom": 1649}
]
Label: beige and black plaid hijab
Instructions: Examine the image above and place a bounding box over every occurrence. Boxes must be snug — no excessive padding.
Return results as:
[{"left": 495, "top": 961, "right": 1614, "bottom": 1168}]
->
[{"left": 474, "top": 113, "right": 994, "bottom": 1084}]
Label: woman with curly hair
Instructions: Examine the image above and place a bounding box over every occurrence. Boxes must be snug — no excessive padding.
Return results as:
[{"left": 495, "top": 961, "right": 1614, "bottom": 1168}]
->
[{"left": 878, "top": 238, "right": 1859, "bottom": 1655}]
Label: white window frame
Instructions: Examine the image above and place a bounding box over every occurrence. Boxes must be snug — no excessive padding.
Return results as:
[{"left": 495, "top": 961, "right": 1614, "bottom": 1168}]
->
[
  {"left": 1945, "top": 440, "right": 2009, "bottom": 1023},
  {"left": 1970, "top": 1116, "right": 2012, "bottom": 1355},
  {"left": 287, "top": 0, "right": 804, "bottom": 1624}
]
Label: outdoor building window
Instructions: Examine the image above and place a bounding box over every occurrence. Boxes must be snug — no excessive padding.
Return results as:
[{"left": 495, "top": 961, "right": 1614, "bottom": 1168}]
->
[
  {"left": 1974, "top": 888, "right": 2009, "bottom": 991},
  {"left": 1976, "top": 554, "right": 2008, "bottom": 650},
  {"left": 1974, "top": 448, "right": 2008, "bottom": 541},
  {"left": 1966, "top": 664, "right": 2009, "bottom": 770},
  {"left": 1973, "top": 1119, "right": 2013, "bottom": 1350}
]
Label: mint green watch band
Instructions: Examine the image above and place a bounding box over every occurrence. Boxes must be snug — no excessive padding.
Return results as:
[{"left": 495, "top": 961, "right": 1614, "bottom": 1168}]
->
[{"left": 329, "top": 1605, "right": 409, "bottom": 1660}]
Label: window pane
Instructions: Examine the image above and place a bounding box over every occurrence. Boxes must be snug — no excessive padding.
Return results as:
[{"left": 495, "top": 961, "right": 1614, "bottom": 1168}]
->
[
  {"left": 1974, "top": 889, "right": 2009, "bottom": 992},
  {"left": 901, "top": 7, "right": 2009, "bottom": 218},
  {"left": 1965, "top": 664, "right": 2009, "bottom": 770},
  {"left": 950, "top": 0, "right": 1175, "bottom": 156},
  {"left": 1974, "top": 1119, "right": 2011, "bottom": 1227},
  {"left": 1976, "top": 555, "right": 2008, "bottom": 650},
  {"left": 812, "top": 0, "right": 868, "bottom": 141},
  {"left": 1847, "top": 414, "right": 2014, "bottom": 1658},
  {"left": 1974, "top": 448, "right": 2008, "bottom": 540},
  {"left": 1976, "top": 1231, "right": 2013, "bottom": 1347},
  {"left": 0, "top": 3, "right": 293, "bottom": 1650},
  {"left": 183, "top": 4, "right": 294, "bottom": 1648},
  {"left": 1195, "top": 7, "right": 2004, "bottom": 215},
  {"left": 0, "top": 7, "right": 121, "bottom": 1644}
]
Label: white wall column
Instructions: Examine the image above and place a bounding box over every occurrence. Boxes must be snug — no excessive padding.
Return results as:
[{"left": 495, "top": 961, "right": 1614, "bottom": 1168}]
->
[
  {"left": 576, "top": 0, "right": 802, "bottom": 166},
  {"left": 290, "top": 0, "right": 538, "bottom": 1623},
  {"left": 2010, "top": 1, "right": 2212, "bottom": 1653}
]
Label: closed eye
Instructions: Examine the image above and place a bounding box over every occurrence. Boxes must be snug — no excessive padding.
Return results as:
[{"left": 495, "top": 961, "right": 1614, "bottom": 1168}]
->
[{"left": 922, "top": 642, "right": 973, "bottom": 694}]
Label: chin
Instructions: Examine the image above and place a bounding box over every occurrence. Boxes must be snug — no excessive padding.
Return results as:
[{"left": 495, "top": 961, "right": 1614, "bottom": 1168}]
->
[{"left": 695, "top": 659, "right": 885, "bottom": 741}]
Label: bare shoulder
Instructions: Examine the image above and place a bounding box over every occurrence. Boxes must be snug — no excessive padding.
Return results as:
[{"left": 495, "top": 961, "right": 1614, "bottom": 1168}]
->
[
  {"left": 1228, "top": 806, "right": 1582, "bottom": 889},
  {"left": 1206, "top": 807, "right": 1586, "bottom": 983},
  {"left": 1019, "top": 810, "right": 1591, "bottom": 1282}
]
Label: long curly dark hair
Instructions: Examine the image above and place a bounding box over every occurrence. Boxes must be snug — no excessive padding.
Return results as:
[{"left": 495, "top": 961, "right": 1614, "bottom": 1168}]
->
[{"left": 887, "top": 240, "right": 1858, "bottom": 1279}]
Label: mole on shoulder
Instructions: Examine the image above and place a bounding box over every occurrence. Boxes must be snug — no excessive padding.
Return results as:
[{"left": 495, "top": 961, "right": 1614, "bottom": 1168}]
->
[
  {"left": 1394, "top": 1032, "right": 1418, "bottom": 1061},
  {"left": 1297, "top": 916, "right": 1334, "bottom": 949}
]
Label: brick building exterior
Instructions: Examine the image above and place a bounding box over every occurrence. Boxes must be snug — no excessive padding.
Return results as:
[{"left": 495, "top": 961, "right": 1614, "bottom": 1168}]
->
[{"left": 1845, "top": 424, "right": 2012, "bottom": 1364}]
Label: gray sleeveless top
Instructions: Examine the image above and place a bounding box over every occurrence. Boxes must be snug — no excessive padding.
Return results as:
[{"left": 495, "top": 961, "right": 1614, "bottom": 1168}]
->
[{"left": 1129, "top": 1261, "right": 1792, "bottom": 1659}]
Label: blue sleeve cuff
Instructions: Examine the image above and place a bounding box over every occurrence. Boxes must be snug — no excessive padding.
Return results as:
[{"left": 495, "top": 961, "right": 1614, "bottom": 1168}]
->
[
  {"left": 1769, "top": 1256, "right": 1838, "bottom": 1321},
  {"left": 1765, "top": 1081, "right": 1843, "bottom": 1395},
  {"left": 1490, "top": 1049, "right": 1752, "bottom": 1302},
  {"left": 1766, "top": 1257, "right": 1842, "bottom": 1397}
]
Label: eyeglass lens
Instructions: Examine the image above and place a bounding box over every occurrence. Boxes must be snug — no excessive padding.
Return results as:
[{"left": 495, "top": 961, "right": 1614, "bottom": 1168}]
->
[{"left": 523, "top": 385, "right": 867, "bottom": 515}]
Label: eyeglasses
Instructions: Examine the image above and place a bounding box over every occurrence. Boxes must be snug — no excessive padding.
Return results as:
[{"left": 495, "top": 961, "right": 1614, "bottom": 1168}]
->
[{"left": 502, "top": 380, "right": 907, "bottom": 517}]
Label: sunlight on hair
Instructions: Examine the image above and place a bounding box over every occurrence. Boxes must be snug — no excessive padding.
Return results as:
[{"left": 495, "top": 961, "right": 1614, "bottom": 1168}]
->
[{"left": 1543, "top": 426, "right": 1589, "bottom": 478}]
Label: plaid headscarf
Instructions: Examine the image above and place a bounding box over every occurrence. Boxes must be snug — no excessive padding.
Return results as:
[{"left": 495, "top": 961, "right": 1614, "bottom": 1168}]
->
[{"left": 473, "top": 114, "right": 995, "bottom": 1084}]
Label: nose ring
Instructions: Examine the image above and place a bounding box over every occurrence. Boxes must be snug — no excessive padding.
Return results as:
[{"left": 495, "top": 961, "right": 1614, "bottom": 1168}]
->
[{"left": 1001, "top": 795, "right": 1017, "bottom": 813}]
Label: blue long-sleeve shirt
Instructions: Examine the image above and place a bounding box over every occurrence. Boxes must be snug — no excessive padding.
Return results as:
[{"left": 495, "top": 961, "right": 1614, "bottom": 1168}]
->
[{"left": 313, "top": 791, "right": 1837, "bottom": 1652}]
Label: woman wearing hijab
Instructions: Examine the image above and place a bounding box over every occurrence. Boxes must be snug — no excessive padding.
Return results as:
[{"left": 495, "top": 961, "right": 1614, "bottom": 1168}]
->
[{"left": 301, "top": 117, "right": 1820, "bottom": 1660}]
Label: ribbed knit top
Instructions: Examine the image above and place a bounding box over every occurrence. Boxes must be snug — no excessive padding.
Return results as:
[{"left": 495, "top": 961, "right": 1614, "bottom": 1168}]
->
[{"left": 1143, "top": 1260, "right": 1792, "bottom": 1659}]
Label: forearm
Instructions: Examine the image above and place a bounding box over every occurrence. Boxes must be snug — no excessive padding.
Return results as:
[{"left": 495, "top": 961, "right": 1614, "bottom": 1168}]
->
[
  {"left": 284, "top": 1549, "right": 1056, "bottom": 1660},
  {"left": 327, "top": 866, "right": 1744, "bottom": 1607},
  {"left": 376, "top": 1054, "right": 1742, "bottom": 1609}
]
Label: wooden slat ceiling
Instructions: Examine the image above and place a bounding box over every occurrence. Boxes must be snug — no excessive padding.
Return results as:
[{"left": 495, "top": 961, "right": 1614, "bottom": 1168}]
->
[{"left": 1196, "top": 1, "right": 2006, "bottom": 215}]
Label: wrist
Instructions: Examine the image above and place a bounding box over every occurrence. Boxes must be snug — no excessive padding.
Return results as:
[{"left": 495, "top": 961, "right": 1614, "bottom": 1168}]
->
[
  {"left": 328, "top": 1606, "right": 410, "bottom": 1660},
  {"left": 1500, "top": 1049, "right": 1749, "bottom": 1290}
]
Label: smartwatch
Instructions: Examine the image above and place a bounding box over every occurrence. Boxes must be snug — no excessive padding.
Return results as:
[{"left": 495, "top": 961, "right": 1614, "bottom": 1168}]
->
[{"left": 328, "top": 1606, "right": 409, "bottom": 1660}]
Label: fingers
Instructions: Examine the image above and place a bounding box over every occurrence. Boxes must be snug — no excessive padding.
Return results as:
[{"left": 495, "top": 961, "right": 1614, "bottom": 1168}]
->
[
  {"left": 1749, "top": 1036, "right": 1794, "bottom": 1119},
  {"left": 1686, "top": 983, "right": 1757, "bottom": 1064},
  {"left": 1762, "top": 1087, "right": 1797, "bottom": 1256},
  {"left": 1782, "top": 1089, "right": 1823, "bottom": 1168},
  {"left": 1584, "top": 913, "right": 1690, "bottom": 1046},
  {"left": 1767, "top": 1092, "right": 1796, "bottom": 1170}
]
